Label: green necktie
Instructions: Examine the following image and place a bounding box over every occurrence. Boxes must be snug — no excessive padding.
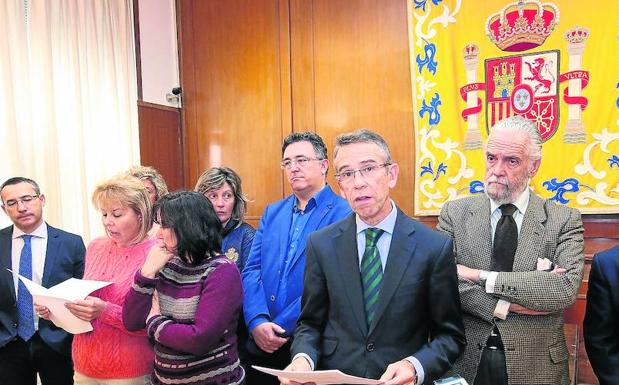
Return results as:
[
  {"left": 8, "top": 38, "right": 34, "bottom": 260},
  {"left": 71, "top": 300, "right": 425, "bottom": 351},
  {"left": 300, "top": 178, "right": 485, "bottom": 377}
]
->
[{"left": 361, "top": 228, "right": 385, "bottom": 326}]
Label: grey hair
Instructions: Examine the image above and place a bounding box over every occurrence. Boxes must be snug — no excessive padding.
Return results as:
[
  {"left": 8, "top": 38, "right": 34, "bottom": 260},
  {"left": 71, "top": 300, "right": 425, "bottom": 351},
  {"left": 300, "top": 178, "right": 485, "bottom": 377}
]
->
[
  {"left": 490, "top": 116, "right": 542, "bottom": 161},
  {"left": 126, "top": 165, "right": 169, "bottom": 199},
  {"left": 334, "top": 129, "right": 392, "bottom": 164}
]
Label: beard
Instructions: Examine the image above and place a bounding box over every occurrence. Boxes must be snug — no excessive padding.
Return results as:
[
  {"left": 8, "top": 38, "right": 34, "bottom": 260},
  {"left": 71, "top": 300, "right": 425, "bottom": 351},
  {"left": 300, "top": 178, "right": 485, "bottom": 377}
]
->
[{"left": 485, "top": 172, "right": 529, "bottom": 205}]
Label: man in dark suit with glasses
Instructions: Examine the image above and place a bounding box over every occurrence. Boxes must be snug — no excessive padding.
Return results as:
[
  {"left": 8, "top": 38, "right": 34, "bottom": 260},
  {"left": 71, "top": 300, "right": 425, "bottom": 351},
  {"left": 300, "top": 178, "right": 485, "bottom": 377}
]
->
[
  {"left": 0, "top": 176, "right": 85, "bottom": 385},
  {"left": 282, "top": 129, "right": 465, "bottom": 385}
]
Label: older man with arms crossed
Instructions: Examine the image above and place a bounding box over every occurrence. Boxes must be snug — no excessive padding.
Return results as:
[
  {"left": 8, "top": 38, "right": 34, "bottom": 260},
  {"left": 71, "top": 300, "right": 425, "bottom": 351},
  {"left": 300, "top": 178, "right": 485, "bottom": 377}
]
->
[
  {"left": 282, "top": 129, "right": 465, "bottom": 385},
  {"left": 0, "top": 177, "right": 85, "bottom": 385},
  {"left": 438, "top": 116, "right": 584, "bottom": 385}
]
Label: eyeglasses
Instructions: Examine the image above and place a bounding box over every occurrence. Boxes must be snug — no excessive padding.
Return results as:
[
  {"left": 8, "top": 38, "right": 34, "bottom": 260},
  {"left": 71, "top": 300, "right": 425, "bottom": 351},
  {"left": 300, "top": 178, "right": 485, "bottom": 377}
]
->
[
  {"left": 335, "top": 163, "right": 391, "bottom": 183},
  {"left": 281, "top": 156, "right": 323, "bottom": 170},
  {"left": 2, "top": 194, "right": 40, "bottom": 208}
]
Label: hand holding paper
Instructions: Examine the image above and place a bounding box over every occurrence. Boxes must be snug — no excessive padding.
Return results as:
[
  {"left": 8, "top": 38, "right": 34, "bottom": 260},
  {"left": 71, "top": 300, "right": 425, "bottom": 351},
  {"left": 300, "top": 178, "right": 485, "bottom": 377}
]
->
[
  {"left": 279, "top": 356, "right": 313, "bottom": 385},
  {"left": 14, "top": 271, "right": 111, "bottom": 334},
  {"left": 253, "top": 365, "right": 383, "bottom": 385},
  {"left": 64, "top": 296, "right": 107, "bottom": 322}
]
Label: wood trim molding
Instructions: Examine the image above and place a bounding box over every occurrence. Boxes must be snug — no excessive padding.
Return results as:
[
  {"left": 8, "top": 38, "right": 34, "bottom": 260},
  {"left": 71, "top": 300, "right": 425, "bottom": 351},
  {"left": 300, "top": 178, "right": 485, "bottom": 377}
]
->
[
  {"left": 137, "top": 100, "right": 180, "bottom": 113},
  {"left": 133, "top": 0, "right": 143, "bottom": 101}
]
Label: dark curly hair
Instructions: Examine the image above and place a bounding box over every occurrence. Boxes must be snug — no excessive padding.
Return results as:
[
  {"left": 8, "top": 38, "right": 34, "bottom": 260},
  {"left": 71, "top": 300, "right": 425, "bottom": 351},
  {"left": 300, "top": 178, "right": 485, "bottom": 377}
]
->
[{"left": 153, "top": 191, "right": 222, "bottom": 265}]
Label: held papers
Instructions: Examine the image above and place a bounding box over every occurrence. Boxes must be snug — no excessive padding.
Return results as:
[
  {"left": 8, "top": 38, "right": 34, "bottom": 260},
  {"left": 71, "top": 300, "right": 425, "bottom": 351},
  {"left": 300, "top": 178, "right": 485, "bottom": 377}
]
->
[
  {"left": 13, "top": 271, "right": 111, "bottom": 334},
  {"left": 252, "top": 365, "right": 383, "bottom": 385}
]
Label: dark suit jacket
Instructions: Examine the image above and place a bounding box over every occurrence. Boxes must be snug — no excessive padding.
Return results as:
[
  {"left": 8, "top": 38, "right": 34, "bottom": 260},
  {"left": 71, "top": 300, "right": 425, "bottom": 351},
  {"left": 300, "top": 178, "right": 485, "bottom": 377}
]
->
[
  {"left": 0, "top": 224, "right": 85, "bottom": 355},
  {"left": 291, "top": 209, "right": 466, "bottom": 383},
  {"left": 584, "top": 245, "right": 619, "bottom": 385}
]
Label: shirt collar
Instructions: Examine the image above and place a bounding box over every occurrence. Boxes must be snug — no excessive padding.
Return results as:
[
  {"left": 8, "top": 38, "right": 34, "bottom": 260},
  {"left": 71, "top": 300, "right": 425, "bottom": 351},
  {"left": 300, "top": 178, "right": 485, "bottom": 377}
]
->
[
  {"left": 12, "top": 221, "right": 48, "bottom": 240},
  {"left": 356, "top": 199, "right": 397, "bottom": 235},
  {"left": 490, "top": 188, "right": 530, "bottom": 216},
  {"left": 293, "top": 184, "right": 328, "bottom": 213}
]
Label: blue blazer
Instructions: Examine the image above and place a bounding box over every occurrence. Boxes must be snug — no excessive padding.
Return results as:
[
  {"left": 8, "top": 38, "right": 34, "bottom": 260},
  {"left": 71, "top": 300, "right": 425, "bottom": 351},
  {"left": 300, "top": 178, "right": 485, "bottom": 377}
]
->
[
  {"left": 242, "top": 185, "right": 350, "bottom": 335},
  {"left": 0, "top": 224, "right": 85, "bottom": 355},
  {"left": 584, "top": 245, "right": 619, "bottom": 385}
]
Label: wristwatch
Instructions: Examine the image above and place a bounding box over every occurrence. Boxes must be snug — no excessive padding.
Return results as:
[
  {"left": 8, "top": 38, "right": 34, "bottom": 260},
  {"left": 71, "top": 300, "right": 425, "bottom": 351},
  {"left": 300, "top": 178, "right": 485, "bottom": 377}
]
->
[{"left": 479, "top": 270, "right": 490, "bottom": 285}]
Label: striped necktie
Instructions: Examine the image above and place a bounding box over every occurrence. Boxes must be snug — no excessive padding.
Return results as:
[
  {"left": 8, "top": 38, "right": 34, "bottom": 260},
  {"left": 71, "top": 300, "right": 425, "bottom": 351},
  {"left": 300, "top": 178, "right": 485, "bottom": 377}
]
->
[
  {"left": 361, "top": 228, "right": 385, "bottom": 326},
  {"left": 17, "top": 234, "right": 35, "bottom": 341}
]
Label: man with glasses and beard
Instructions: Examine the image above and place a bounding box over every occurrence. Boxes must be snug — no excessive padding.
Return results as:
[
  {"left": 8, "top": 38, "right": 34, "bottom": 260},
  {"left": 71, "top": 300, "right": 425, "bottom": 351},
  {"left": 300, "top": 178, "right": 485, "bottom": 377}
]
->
[
  {"left": 242, "top": 132, "right": 350, "bottom": 385},
  {"left": 438, "top": 116, "right": 584, "bottom": 385},
  {"left": 0, "top": 177, "right": 85, "bottom": 384}
]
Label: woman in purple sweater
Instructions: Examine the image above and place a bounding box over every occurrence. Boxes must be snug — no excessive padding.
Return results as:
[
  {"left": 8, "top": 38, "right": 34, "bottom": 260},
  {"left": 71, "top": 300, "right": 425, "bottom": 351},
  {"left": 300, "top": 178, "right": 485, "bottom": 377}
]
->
[{"left": 123, "top": 191, "right": 245, "bottom": 384}]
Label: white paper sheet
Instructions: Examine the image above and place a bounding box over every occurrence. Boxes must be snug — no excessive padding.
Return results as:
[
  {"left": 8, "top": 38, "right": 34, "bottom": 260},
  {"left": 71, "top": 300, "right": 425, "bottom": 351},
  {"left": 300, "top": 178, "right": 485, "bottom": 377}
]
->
[
  {"left": 13, "top": 271, "right": 111, "bottom": 334},
  {"left": 252, "top": 365, "right": 383, "bottom": 385}
]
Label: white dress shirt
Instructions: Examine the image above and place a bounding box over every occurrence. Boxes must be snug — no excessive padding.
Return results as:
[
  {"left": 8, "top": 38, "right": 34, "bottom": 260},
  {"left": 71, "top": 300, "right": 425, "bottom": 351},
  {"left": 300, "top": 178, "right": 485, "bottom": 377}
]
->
[{"left": 486, "top": 188, "right": 530, "bottom": 319}]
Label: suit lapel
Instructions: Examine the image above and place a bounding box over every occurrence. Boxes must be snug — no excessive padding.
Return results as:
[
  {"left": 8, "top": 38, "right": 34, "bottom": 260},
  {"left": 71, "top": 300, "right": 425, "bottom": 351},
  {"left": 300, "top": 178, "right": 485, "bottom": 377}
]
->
[
  {"left": 467, "top": 198, "right": 493, "bottom": 268},
  {"left": 42, "top": 225, "right": 58, "bottom": 287},
  {"left": 289, "top": 188, "right": 335, "bottom": 267},
  {"left": 334, "top": 215, "right": 368, "bottom": 336},
  {"left": 369, "top": 210, "right": 416, "bottom": 335},
  {"left": 513, "top": 193, "right": 545, "bottom": 271},
  {"left": 278, "top": 197, "right": 295, "bottom": 267},
  {"left": 0, "top": 226, "right": 16, "bottom": 300}
]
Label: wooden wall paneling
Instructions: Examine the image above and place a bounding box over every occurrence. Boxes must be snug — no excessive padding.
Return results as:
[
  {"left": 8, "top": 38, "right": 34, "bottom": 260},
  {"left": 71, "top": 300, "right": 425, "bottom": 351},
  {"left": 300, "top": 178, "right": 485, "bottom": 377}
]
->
[
  {"left": 278, "top": 0, "right": 294, "bottom": 201},
  {"left": 137, "top": 101, "right": 183, "bottom": 191},
  {"left": 177, "top": 0, "right": 292, "bottom": 225},
  {"left": 289, "top": 0, "right": 316, "bottom": 133},
  {"left": 292, "top": 0, "right": 415, "bottom": 213},
  {"left": 176, "top": 0, "right": 196, "bottom": 189}
]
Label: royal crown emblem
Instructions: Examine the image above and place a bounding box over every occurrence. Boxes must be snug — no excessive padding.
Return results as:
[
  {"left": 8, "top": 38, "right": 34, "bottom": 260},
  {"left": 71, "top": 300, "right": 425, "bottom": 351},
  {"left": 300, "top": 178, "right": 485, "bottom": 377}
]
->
[
  {"left": 225, "top": 247, "right": 239, "bottom": 263},
  {"left": 564, "top": 26, "right": 589, "bottom": 44},
  {"left": 486, "top": 0, "right": 559, "bottom": 52}
]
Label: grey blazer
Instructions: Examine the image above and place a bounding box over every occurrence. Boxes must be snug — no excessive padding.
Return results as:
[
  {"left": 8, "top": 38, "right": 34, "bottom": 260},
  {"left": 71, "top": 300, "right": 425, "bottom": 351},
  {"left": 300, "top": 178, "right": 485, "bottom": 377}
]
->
[{"left": 438, "top": 193, "right": 584, "bottom": 385}]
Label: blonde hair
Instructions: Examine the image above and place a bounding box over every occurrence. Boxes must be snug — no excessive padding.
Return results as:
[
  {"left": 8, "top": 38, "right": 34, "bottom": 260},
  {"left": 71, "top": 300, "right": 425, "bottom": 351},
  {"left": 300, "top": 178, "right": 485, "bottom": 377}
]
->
[
  {"left": 126, "top": 165, "right": 169, "bottom": 199},
  {"left": 92, "top": 174, "right": 153, "bottom": 243}
]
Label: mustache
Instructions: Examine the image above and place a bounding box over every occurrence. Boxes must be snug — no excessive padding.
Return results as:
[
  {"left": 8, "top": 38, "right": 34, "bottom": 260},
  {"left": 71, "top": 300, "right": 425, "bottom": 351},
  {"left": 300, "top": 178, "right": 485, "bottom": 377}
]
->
[{"left": 486, "top": 175, "right": 508, "bottom": 185}]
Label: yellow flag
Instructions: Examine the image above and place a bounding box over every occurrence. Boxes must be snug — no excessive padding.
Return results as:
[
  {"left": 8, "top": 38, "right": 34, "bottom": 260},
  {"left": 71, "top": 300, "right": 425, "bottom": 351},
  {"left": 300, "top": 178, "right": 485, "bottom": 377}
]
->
[{"left": 409, "top": 0, "right": 619, "bottom": 215}]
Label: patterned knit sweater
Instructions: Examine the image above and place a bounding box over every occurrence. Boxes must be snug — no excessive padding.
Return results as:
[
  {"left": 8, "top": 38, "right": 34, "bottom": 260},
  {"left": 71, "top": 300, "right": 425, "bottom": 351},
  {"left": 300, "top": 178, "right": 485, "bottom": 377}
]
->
[
  {"left": 123, "top": 255, "right": 245, "bottom": 385},
  {"left": 72, "top": 236, "right": 157, "bottom": 378}
]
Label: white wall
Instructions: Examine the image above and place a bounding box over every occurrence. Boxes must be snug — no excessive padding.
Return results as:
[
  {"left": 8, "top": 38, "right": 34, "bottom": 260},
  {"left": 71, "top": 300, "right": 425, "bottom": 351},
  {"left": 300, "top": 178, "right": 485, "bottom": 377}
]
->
[{"left": 138, "top": 0, "right": 180, "bottom": 107}]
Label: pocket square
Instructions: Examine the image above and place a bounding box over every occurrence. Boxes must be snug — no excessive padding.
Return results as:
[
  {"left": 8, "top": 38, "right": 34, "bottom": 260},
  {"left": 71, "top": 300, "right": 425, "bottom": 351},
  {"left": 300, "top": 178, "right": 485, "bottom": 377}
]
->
[{"left": 537, "top": 257, "right": 553, "bottom": 271}]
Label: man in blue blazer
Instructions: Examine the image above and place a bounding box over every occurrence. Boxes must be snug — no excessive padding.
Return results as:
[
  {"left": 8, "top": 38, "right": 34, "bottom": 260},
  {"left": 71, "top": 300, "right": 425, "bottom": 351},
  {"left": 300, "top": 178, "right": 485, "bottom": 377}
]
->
[
  {"left": 242, "top": 132, "right": 350, "bottom": 385},
  {"left": 584, "top": 244, "right": 619, "bottom": 385},
  {"left": 282, "top": 130, "right": 465, "bottom": 385},
  {"left": 0, "top": 177, "right": 85, "bottom": 385}
]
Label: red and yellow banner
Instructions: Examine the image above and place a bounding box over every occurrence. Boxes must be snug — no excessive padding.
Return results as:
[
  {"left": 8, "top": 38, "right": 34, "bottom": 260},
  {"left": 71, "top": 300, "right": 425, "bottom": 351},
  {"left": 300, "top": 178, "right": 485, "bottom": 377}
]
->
[{"left": 409, "top": 0, "right": 619, "bottom": 215}]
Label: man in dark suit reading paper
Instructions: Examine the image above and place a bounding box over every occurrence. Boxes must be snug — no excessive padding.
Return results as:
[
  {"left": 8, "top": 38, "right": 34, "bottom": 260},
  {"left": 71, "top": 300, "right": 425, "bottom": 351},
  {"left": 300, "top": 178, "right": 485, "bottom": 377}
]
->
[
  {"left": 0, "top": 177, "right": 85, "bottom": 385},
  {"left": 281, "top": 129, "right": 466, "bottom": 385}
]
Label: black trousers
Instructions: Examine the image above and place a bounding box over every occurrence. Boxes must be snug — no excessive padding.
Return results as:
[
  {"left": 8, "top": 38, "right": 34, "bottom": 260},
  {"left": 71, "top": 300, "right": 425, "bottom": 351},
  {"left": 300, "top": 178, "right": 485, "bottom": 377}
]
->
[
  {"left": 0, "top": 333, "right": 74, "bottom": 385},
  {"left": 244, "top": 340, "right": 291, "bottom": 385},
  {"left": 474, "top": 347, "right": 508, "bottom": 385}
]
